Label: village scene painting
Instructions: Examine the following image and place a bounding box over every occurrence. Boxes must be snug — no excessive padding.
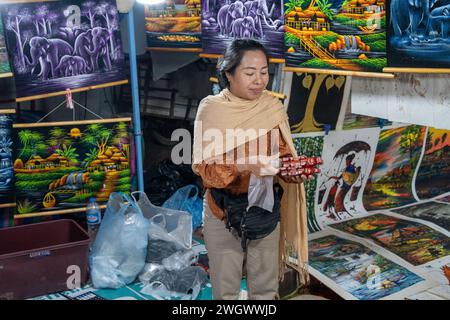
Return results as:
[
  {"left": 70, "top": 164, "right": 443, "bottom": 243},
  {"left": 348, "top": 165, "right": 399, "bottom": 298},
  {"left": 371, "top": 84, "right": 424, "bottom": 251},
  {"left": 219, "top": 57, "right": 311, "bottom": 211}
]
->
[
  {"left": 284, "top": 0, "right": 387, "bottom": 72},
  {"left": 1, "top": 0, "right": 126, "bottom": 99},
  {"left": 201, "top": 0, "right": 285, "bottom": 58},
  {"left": 388, "top": 0, "right": 450, "bottom": 68},
  {"left": 363, "top": 126, "right": 426, "bottom": 210},
  {"left": 415, "top": 129, "right": 450, "bottom": 200},
  {"left": 145, "top": 0, "right": 202, "bottom": 49},
  {"left": 330, "top": 213, "right": 450, "bottom": 266},
  {"left": 13, "top": 120, "right": 132, "bottom": 214},
  {"left": 0, "top": 113, "right": 14, "bottom": 204},
  {"left": 0, "top": 15, "right": 11, "bottom": 74},
  {"left": 309, "top": 234, "right": 425, "bottom": 300}
]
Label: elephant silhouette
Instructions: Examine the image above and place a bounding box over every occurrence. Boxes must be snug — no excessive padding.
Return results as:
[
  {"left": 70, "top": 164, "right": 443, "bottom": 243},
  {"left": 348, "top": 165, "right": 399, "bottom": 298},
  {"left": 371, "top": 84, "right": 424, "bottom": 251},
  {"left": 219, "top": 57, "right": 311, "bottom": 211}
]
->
[
  {"left": 230, "top": 16, "right": 256, "bottom": 38},
  {"left": 27, "top": 37, "right": 73, "bottom": 80},
  {"left": 217, "top": 1, "right": 247, "bottom": 36},
  {"left": 55, "top": 55, "right": 89, "bottom": 77},
  {"left": 74, "top": 27, "right": 111, "bottom": 72},
  {"left": 245, "top": 0, "right": 281, "bottom": 38},
  {"left": 74, "top": 30, "right": 94, "bottom": 71}
]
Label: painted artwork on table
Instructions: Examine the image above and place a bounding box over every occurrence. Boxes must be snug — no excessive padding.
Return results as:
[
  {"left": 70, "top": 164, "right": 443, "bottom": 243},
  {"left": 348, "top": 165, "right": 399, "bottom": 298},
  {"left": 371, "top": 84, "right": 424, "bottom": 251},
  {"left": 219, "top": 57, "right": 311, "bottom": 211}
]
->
[
  {"left": 201, "top": 0, "right": 284, "bottom": 58},
  {"left": 392, "top": 201, "right": 450, "bottom": 232},
  {"left": 293, "top": 134, "right": 324, "bottom": 233},
  {"left": 415, "top": 128, "right": 450, "bottom": 199},
  {"left": 0, "top": 113, "right": 14, "bottom": 204},
  {"left": 330, "top": 213, "right": 450, "bottom": 266},
  {"left": 309, "top": 234, "right": 425, "bottom": 300},
  {"left": 144, "top": 0, "right": 202, "bottom": 49},
  {"left": 315, "top": 128, "right": 379, "bottom": 227},
  {"left": 388, "top": 0, "right": 450, "bottom": 68},
  {"left": 340, "top": 95, "right": 392, "bottom": 130},
  {"left": 363, "top": 126, "right": 426, "bottom": 210},
  {"left": 284, "top": 0, "right": 387, "bottom": 72},
  {"left": 287, "top": 72, "right": 347, "bottom": 133},
  {"left": 0, "top": 15, "right": 11, "bottom": 74},
  {"left": 1, "top": 0, "right": 126, "bottom": 100},
  {"left": 13, "top": 119, "right": 132, "bottom": 215}
]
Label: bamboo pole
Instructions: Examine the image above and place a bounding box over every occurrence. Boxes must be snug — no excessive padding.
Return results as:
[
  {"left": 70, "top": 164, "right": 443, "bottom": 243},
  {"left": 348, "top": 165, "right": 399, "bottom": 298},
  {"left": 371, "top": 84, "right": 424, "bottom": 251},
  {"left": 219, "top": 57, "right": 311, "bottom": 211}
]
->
[
  {"left": 199, "top": 53, "right": 285, "bottom": 64},
  {"left": 146, "top": 47, "right": 203, "bottom": 53},
  {"left": 0, "top": 203, "right": 16, "bottom": 209},
  {"left": 208, "top": 77, "right": 286, "bottom": 99},
  {"left": 383, "top": 67, "right": 450, "bottom": 74},
  {"left": 284, "top": 67, "right": 395, "bottom": 79},
  {"left": 13, "top": 117, "right": 132, "bottom": 129},
  {"left": 0, "top": 72, "right": 13, "bottom": 79},
  {"left": 0, "top": 109, "right": 16, "bottom": 114},
  {"left": 14, "top": 205, "right": 107, "bottom": 219},
  {"left": 15, "top": 80, "right": 129, "bottom": 103}
]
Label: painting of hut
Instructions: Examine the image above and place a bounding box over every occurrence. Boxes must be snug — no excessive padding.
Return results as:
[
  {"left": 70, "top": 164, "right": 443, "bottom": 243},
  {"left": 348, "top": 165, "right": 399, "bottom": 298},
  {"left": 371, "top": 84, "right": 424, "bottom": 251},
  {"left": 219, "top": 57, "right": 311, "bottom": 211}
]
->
[
  {"left": 284, "top": 0, "right": 387, "bottom": 72},
  {"left": 13, "top": 118, "right": 132, "bottom": 215},
  {"left": 145, "top": 0, "right": 202, "bottom": 49}
]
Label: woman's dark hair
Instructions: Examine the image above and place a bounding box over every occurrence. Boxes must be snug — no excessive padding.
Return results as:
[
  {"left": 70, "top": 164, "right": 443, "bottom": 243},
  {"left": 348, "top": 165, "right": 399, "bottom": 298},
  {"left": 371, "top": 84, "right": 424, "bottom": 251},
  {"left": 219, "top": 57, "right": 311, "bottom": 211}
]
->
[{"left": 217, "top": 39, "right": 269, "bottom": 89}]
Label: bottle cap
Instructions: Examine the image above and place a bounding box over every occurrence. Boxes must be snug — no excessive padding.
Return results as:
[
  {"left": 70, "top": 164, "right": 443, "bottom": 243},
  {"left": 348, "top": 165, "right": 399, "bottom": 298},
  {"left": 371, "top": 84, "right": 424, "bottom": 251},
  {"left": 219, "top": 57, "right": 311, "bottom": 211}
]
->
[{"left": 89, "top": 197, "right": 96, "bottom": 202}]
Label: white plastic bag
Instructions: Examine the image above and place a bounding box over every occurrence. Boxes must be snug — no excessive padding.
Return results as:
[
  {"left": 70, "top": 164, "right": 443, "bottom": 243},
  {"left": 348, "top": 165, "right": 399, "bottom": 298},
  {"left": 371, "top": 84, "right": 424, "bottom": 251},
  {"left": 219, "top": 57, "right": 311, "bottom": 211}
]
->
[{"left": 89, "top": 192, "right": 149, "bottom": 289}]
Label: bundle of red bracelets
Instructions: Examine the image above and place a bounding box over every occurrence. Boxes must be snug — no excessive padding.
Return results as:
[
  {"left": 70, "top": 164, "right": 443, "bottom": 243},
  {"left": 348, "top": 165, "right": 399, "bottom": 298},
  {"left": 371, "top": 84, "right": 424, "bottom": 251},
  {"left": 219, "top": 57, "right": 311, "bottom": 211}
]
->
[{"left": 279, "top": 156, "right": 323, "bottom": 179}]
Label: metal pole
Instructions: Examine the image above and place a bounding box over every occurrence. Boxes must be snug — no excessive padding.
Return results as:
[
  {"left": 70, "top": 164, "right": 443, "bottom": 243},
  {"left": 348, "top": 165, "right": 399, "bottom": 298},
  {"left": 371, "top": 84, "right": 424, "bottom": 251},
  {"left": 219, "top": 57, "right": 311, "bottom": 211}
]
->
[{"left": 127, "top": 8, "right": 145, "bottom": 191}]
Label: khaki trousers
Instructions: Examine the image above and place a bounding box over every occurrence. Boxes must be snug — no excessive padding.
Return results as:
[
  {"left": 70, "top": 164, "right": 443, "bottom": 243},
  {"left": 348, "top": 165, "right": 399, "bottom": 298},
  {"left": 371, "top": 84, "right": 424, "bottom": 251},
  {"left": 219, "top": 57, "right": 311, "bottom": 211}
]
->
[{"left": 203, "top": 194, "right": 280, "bottom": 300}]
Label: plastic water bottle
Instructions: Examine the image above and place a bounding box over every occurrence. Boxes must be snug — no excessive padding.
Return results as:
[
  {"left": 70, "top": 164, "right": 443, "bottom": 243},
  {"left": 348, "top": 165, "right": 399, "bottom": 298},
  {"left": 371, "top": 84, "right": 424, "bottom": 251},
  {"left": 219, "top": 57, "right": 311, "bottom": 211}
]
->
[{"left": 86, "top": 197, "right": 102, "bottom": 247}]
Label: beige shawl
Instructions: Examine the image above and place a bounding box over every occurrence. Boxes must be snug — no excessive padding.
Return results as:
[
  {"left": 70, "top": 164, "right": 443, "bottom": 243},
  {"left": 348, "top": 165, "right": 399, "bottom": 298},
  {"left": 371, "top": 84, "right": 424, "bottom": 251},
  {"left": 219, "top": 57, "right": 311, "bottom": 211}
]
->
[{"left": 192, "top": 89, "right": 309, "bottom": 285}]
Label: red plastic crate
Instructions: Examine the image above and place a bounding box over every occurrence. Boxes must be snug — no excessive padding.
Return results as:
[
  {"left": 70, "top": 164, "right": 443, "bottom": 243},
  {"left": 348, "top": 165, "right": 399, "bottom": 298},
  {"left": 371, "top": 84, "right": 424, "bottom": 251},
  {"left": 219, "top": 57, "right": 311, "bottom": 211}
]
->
[{"left": 0, "top": 219, "right": 90, "bottom": 300}]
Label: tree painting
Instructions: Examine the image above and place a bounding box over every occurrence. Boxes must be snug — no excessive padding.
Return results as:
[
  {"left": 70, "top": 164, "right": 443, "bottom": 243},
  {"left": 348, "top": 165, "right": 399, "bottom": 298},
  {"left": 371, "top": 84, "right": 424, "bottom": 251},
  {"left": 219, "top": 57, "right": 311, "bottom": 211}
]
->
[
  {"left": 13, "top": 119, "right": 132, "bottom": 215},
  {"left": 293, "top": 135, "right": 324, "bottom": 233},
  {"left": 2, "top": 0, "right": 126, "bottom": 100},
  {"left": 363, "top": 126, "right": 426, "bottom": 210},
  {"left": 284, "top": 0, "right": 387, "bottom": 72},
  {"left": 415, "top": 128, "right": 450, "bottom": 199},
  {"left": 287, "top": 72, "right": 346, "bottom": 133}
]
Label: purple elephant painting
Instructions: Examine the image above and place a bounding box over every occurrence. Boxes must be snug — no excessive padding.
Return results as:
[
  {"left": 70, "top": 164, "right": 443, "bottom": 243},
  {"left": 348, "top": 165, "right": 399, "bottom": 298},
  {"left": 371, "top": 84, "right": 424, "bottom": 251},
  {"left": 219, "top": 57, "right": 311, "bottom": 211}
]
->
[
  {"left": 201, "top": 0, "right": 284, "bottom": 58},
  {"left": 1, "top": 0, "right": 126, "bottom": 100}
]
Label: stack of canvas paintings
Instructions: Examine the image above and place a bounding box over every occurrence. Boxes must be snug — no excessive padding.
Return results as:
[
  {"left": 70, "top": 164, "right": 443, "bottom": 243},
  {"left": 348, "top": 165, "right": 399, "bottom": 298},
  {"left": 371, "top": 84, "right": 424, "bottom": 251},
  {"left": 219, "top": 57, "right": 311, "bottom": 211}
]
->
[
  {"left": 284, "top": 0, "right": 387, "bottom": 72},
  {"left": 145, "top": 0, "right": 202, "bottom": 50},
  {"left": 13, "top": 119, "right": 132, "bottom": 215},
  {"left": 1, "top": 0, "right": 127, "bottom": 100}
]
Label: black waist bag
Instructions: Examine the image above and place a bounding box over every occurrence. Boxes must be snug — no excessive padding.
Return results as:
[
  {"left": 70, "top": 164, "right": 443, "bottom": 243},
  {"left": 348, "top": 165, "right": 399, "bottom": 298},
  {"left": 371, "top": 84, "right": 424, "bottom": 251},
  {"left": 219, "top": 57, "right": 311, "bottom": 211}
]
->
[{"left": 210, "top": 184, "right": 283, "bottom": 251}]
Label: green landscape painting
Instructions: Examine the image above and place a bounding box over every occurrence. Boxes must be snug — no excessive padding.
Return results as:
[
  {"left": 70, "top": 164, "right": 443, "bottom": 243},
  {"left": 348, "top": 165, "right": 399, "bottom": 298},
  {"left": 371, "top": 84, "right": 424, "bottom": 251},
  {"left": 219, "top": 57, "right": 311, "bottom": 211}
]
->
[{"left": 13, "top": 119, "right": 132, "bottom": 214}]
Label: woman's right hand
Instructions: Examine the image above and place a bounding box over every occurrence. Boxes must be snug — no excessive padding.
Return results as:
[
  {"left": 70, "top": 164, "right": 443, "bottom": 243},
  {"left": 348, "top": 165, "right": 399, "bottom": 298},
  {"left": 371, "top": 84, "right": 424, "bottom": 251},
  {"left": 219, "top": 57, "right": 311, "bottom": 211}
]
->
[{"left": 236, "top": 155, "right": 279, "bottom": 176}]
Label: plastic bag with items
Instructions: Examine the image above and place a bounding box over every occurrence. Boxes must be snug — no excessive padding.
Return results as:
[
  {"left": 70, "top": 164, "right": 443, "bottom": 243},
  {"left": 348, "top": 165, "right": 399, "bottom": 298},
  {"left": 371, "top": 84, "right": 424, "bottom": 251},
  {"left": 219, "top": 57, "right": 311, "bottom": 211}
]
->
[
  {"left": 89, "top": 192, "right": 149, "bottom": 289},
  {"left": 162, "top": 184, "right": 203, "bottom": 230},
  {"left": 132, "top": 191, "right": 192, "bottom": 250},
  {"left": 139, "top": 264, "right": 208, "bottom": 300}
]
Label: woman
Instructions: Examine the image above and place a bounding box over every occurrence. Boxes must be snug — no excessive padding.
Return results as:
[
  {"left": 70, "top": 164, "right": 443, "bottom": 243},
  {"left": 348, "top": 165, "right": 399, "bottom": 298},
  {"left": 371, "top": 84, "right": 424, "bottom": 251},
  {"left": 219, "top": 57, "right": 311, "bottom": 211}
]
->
[{"left": 192, "top": 39, "right": 308, "bottom": 300}]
